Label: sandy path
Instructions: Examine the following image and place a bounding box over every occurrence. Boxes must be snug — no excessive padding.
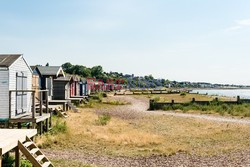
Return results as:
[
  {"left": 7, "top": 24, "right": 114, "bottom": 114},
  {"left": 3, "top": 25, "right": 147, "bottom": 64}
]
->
[{"left": 109, "top": 95, "right": 250, "bottom": 125}]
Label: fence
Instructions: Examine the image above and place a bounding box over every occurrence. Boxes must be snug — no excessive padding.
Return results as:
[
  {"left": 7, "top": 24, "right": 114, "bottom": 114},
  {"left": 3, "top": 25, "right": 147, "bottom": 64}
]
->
[
  {"left": 149, "top": 96, "right": 250, "bottom": 110},
  {"left": 115, "top": 89, "right": 190, "bottom": 96}
]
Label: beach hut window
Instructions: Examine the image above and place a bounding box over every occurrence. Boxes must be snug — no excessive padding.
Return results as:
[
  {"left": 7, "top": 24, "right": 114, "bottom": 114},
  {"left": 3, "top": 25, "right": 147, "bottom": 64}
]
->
[{"left": 16, "top": 72, "right": 27, "bottom": 115}]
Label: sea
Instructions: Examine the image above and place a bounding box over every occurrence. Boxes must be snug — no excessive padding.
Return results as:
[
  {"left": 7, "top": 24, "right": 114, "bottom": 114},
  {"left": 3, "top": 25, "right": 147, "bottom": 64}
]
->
[{"left": 190, "top": 89, "right": 250, "bottom": 99}]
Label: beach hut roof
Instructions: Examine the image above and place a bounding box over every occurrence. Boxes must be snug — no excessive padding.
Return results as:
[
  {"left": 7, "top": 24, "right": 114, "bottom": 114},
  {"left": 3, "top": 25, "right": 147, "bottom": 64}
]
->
[
  {"left": 36, "top": 66, "right": 65, "bottom": 77},
  {"left": 54, "top": 75, "right": 72, "bottom": 81},
  {"left": 0, "top": 54, "right": 22, "bottom": 67}
]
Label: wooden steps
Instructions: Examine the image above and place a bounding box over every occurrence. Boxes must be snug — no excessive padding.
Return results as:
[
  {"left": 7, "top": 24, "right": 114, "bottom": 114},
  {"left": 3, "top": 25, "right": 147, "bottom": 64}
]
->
[
  {"left": 18, "top": 136, "right": 54, "bottom": 167},
  {"left": 55, "top": 108, "right": 68, "bottom": 118},
  {"left": 67, "top": 101, "right": 79, "bottom": 112}
]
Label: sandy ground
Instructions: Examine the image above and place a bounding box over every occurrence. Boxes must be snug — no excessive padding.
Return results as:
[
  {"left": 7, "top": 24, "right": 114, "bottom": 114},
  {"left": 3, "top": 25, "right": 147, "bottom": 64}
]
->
[
  {"left": 44, "top": 95, "right": 250, "bottom": 167},
  {"left": 100, "top": 95, "right": 250, "bottom": 125}
]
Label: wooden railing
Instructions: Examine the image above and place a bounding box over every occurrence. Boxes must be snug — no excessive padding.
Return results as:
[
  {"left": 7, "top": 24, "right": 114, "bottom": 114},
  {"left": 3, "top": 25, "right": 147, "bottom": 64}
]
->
[{"left": 9, "top": 90, "right": 49, "bottom": 119}]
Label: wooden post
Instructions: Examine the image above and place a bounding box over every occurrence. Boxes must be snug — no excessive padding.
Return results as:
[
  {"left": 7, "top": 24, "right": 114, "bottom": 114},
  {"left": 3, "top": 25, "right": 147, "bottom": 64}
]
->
[
  {"left": 46, "top": 119, "right": 49, "bottom": 132},
  {"left": 32, "top": 121, "right": 36, "bottom": 129},
  {"left": 17, "top": 123, "right": 21, "bottom": 129},
  {"left": 149, "top": 99, "right": 155, "bottom": 110},
  {"left": 32, "top": 92, "right": 35, "bottom": 119},
  {"left": 237, "top": 96, "right": 241, "bottom": 104},
  {"left": 172, "top": 100, "right": 175, "bottom": 105},
  {"left": 9, "top": 91, "right": 12, "bottom": 119},
  {"left": 0, "top": 150, "right": 2, "bottom": 167},
  {"left": 15, "top": 147, "right": 20, "bottom": 167},
  {"left": 66, "top": 103, "right": 69, "bottom": 111},
  {"left": 49, "top": 110, "right": 52, "bottom": 128},
  {"left": 38, "top": 122, "right": 42, "bottom": 135},
  {"left": 40, "top": 91, "right": 42, "bottom": 116},
  {"left": 45, "top": 91, "right": 49, "bottom": 113}
]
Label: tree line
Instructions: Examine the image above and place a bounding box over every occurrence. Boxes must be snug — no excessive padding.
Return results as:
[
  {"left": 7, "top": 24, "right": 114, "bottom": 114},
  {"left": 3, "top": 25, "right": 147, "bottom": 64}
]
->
[{"left": 62, "top": 62, "right": 124, "bottom": 82}]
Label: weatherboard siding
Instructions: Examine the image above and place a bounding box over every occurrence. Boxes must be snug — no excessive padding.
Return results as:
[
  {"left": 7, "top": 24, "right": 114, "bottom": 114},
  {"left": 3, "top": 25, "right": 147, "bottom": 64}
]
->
[
  {"left": 0, "top": 70, "right": 9, "bottom": 119},
  {"left": 9, "top": 57, "right": 32, "bottom": 117}
]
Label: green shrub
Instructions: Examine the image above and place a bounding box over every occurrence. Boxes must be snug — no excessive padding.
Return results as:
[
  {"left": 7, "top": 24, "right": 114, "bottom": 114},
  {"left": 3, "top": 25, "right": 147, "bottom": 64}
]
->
[
  {"left": 21, "top": 160, "right": 32, "bottom": 167},
  {"left": 2, "top": 155, "right": 14, "bottom": 167},
  {"left": 172, "top": 104, "right": 184, "bottom": 110},
  {"left": 51, "top": 118, "right": 67, "bottom": 134},
  {"left": 162, "top": 105, "right": 173, "bottom": 111},
  {"left": 152, "top": 96, "right": 160, "bottom": 102},
  {"left": 96, "top": 114, "right": 111, "bottom": 126},
  {"left": 180, "top": 92, "right": 186, "bottom": 96},
  {"left": 73, "top": 101, "right": 80, "bottom": 107},
  {"left": 90, "top": 93, "right": 104, "bottom": 102},
  {"left": 102, "top": 92, "right": 108, "bottom": 97},
  {"left": 81, "top": 99, "right": 95, "bottom": 108}
]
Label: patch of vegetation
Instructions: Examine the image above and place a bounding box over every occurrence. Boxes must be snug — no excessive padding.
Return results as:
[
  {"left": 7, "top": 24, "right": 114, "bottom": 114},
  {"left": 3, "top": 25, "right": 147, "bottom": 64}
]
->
[
  {"left": 101, "top": 92, "right": 108, "bottom": 97},
  {"left": 80, "top": 99, "right": 96, "bottom": 108},
  {"left": 72, "top": 101, "right": 80, "bottom": 107},
  {"left": 2, "top": 155, "right": 14, "bottom": 167},
  {"left": 21, "top": 160, "right": 32, "bottom": 167},
  {"left": 152, "top": 96, "right": 160, "bottom": 102},
  {"left": 95, "top": 114, "right": 112, "bottom": 126},
  {"left": 51, "top": 117, "right": 67, "bottom": 134},
  {"left": 2, "top": 155, "right": 32, "bottom": 167},
  {"left": 35, "top": 117, "right": 68, "bottom": 149},
  {"left": 162, "top": 102, "right": 250, "bottom": 117},
  {"left": 90, "top": 92, "right": 104, "bottom": 102},
  {"left": 102, "top": 100, "right": 130, "bottom": 105},
  {"left": 180, "top": 92, "right": 187, "bottom": 96}
]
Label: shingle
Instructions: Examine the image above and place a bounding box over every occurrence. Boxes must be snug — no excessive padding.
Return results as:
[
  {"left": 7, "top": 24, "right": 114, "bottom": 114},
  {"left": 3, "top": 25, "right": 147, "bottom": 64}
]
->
[{"left": 0, "top": 54, "right": 22, "bottom": 67}]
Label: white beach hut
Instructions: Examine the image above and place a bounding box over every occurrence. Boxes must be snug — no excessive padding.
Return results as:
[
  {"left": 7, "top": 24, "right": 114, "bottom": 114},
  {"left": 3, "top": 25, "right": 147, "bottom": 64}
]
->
[{"left": 0, "top": 54, "right": 32, "bottom": 121}]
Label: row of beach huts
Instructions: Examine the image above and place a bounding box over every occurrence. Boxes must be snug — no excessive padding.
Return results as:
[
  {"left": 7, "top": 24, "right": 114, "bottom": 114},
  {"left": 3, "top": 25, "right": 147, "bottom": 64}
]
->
[
  {"left": 0, "top": 54, "right": 96, "bottom": 130},
  {"left": 0, "top": 54, "right": 115, "bottom": 166}
]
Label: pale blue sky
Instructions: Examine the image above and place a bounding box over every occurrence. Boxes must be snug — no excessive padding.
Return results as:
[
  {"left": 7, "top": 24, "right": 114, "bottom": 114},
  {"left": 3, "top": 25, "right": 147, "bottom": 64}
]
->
[{"left": 1, "top": 0, "right": 250, "bottom": 85}]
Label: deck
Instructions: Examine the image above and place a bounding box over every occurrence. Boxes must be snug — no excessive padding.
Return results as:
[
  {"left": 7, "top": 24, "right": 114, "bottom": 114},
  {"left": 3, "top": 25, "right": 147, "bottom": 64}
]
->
[
  {"left": 49, "top": 100, "right": 69, "bottom": 111},
  {"left": 0, "top": 129, "right": 37, "bottom": 167},
  {"left": 9, "top": 113, "right": 51, "bottom": 123},
  {"left": 67, "top": 97, "right": 85, "bottom": 104},
  {"left": 0, "top": 129, "right": 37, "bottom": 155}
]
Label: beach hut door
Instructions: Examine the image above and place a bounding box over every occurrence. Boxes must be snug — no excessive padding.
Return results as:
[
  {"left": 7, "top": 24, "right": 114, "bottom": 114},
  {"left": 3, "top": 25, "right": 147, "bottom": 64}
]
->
[{"left": 46, "top": 77, "right": 53, "bottom": 99}]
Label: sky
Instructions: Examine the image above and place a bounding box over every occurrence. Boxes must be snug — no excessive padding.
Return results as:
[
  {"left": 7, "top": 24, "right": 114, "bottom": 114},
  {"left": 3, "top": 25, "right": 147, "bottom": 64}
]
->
[{"left": 1, "top": 0, "right": 250, "bottom": 85}]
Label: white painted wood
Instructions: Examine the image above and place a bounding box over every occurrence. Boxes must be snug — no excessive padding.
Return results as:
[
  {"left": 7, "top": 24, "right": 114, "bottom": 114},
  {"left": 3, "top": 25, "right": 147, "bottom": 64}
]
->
[
  {"left": 0, "top": 129, "right": 37, "bottom": 155},
  {"left": 9, "top": 56, "right": 32, "bottom": 118},
  {"left": 0, "top": 56, "right": 32, "bottom": 119},
  {"left": 0, "top": 70, "right": 9, "bottom": 119}
]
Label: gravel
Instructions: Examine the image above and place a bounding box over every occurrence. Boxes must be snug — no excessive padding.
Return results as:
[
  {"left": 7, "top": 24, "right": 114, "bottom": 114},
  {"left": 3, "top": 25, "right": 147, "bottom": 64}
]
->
[
  {"left": 44, "top": 149, "right": 250, "bottom": 167},
  {"left": 45, "top": 95, "right": 250, "bottom": 167}
]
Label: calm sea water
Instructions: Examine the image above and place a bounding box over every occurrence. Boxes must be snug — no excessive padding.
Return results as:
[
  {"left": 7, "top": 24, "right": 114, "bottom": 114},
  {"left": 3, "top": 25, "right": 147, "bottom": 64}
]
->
[{"left": 190, "top": 89, "right": 250, "bottom": 99}]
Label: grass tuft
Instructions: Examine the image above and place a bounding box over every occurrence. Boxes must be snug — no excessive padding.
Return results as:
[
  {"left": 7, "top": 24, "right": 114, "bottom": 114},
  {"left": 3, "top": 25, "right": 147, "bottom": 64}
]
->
[
  {"left": 102, "top": 100, "right": 130, "bottom": 105},
  {"left": 180, "top": 92, "right": 187, "bottom": 96},
  {"left": 51, "top": 117, "right": 67, "bottom": 134},
  {"left": 96, "top": 114, "right": 112, "bottom": 126}
]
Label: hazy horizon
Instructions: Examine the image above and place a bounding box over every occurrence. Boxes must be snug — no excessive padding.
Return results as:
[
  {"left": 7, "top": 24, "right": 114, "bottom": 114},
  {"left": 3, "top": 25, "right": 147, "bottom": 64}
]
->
[{"left": 1, "top": 0, "right": 250, "bottom": 85}]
